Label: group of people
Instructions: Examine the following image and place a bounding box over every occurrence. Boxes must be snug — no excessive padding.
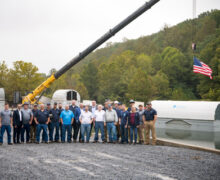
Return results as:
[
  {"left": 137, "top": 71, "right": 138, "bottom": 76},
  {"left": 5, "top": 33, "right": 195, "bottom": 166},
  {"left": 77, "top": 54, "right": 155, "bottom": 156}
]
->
[{"left": 0, "top": 99, "right": 157, "bottom": 145}]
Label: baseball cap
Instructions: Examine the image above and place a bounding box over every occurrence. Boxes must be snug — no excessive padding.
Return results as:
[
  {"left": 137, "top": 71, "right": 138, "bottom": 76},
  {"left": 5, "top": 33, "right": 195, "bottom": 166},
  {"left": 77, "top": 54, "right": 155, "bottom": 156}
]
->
[
  {"left": 146, "top": 101, "right": 152, "bottom": 105},
  {"left": 129, "top": 99, "right": 135, "bottom": 103},
  {"left": 114, "top": 101, "right": 119, "bottom": 104}
]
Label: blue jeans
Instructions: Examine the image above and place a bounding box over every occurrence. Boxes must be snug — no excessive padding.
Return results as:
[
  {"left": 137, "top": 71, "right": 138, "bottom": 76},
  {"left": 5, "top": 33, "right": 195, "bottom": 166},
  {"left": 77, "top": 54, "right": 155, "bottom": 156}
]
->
[
  {"left": 21, "top": 124, "right": 30, "bottom": 142},
  {"left": 94, "top": 121, "right": 105, "bottom": 141},
  {"left": 49, "top": 122, "right": 60, "bottom": 141},
  {"left": 36, "top": 124, "right": 48, "bottom": 143},
  {"left": 130, "top": 126, "right": 138, "bottom": 143},
  {"left": 81, "top": 124, "right": 91, "bottom": 142},
  {"left": 61, "top": 124, "right": 72, "bottom": 142},
  {"left": 120, "top": 124, "right": 128, "bottom": 143},
  {"left": 0, "top": 125, "right": 11, "bottom": 144},
  {"left": 107, "top": 122, "right": 117, "bottom": 142}
]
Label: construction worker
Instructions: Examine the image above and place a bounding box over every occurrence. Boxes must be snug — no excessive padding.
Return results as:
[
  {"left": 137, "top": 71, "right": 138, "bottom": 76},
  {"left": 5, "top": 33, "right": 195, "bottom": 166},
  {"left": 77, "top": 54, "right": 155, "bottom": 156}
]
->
[{"left": 143, "top": 102, "right": 157, "bottom": 145}]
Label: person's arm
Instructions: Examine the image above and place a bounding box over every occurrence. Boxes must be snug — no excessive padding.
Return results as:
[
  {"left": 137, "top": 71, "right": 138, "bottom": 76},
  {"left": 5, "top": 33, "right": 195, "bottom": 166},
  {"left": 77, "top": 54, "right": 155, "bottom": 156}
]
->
[
  {"left": 29, "top": 112, "right": 33, "bottom": 125},
  {"left": 34, "top": 117, "right": 38, "bottom": 124},
  {"left": 136, "top": 113, "right": 140, "bottom": 128},
  {"left": 0, "top": 116, "right": 1, "bottom": 128},
  {"left": 60, "top": 112, "right": 63, "bottom": 124},
  {"left": 72, "top": 112, "right": 74, "bottom": 124},
  {"left": 46, "top": 117, "right": 50, "bottom": 124},
  {"left": 114, "top": 111, "right": 118, "bottom": 125},
  {"left": 13, "top": 111, "right": 17, "bottom": 128},
  {"left": 10, "top": 112, "right": 13, "bottom": 128},
  {"left": 79, "top": 114, "right": 82, "bottom": 124},
  {"left": 153, "top": 115, "right": 157, "bottom": 125},
  {"left": 93, "top": 112, "right": 96, "bottom": 127},
  {"left": 127, "top": 113, "right": 130, "bottom": 128},
  {"left": 90, "top": 113, "right": 93, "bottom": 124},
  {"left": 143, "top": 112, "right": 146, "bottom": 124}
]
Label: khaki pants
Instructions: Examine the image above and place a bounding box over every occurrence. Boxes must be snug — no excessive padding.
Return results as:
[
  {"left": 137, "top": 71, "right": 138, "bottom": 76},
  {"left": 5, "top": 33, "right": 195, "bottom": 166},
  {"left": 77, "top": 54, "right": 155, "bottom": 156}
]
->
[
  {"left": 144, "top": 121, "right": 156, "bottom": 145},
  {"left": 138, "top": 124, "right": 144, "bottom": 142},
  {"left": 116, "top": 122, "right": 120, "bottom": 141},
  {"left": 30, "top": 125, "right": 36, "bottom": 143}
]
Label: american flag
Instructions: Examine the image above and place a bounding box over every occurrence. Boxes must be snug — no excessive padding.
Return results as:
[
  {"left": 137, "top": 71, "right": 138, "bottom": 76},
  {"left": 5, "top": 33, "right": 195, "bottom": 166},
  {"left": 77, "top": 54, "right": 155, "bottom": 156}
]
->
[{"left": 193, "top": 57, "right": 213, "bottom": 79}]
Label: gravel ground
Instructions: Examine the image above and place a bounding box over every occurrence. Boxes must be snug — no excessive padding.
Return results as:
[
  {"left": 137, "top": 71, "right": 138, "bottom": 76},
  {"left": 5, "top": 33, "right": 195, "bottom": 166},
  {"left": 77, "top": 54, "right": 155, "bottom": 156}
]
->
[{"left": 0, "top": 141, "right": 219, "bottom": 180}]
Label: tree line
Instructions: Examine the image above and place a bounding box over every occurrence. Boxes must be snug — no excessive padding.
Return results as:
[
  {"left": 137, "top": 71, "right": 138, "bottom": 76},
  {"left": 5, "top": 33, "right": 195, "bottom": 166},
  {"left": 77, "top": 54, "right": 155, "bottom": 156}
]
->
[{"left": 0, "top": 10, "right": 219, "bottom": 104}]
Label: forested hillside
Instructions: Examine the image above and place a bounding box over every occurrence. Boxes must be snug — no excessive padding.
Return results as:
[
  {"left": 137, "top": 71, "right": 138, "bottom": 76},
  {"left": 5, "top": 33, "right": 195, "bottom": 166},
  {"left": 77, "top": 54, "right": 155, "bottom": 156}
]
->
[{"left": 1, "top": 10, "right": 220, "bottom": 104}]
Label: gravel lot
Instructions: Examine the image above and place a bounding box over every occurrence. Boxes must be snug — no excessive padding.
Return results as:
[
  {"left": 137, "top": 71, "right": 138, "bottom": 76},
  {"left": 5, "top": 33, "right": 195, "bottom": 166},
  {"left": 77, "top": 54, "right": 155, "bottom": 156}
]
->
[{"left": 0, "top": 141, "right": 219, "bottom": 180}]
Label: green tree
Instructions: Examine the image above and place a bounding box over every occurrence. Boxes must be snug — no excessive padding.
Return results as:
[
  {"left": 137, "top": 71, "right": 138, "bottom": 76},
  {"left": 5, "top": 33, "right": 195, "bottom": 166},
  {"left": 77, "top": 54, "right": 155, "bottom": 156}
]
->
[
  {"left": 7, "top": 61, "right": 44, "bottom": 102},
  {"left": 80, "top": 62, "right": 99, "bottom": 100},
  {"left": 0, "top": 61, "right": 9, "bottom": 87},
  {"left": 126, "top": 69, "right": 155, "bottom": 103}
]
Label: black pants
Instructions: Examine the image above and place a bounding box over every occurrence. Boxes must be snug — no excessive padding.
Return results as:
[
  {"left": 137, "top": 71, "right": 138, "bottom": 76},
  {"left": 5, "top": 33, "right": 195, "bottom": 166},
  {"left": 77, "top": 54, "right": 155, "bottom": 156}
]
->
[
  {"left": 72, "top": 122, "right": 81, "bottom": 141},
  {"left": 13, "top": 125, "right": 22, "bottom": 143},
  {"left": 89, "top": 123, "right": 93, "bottom": 138}
]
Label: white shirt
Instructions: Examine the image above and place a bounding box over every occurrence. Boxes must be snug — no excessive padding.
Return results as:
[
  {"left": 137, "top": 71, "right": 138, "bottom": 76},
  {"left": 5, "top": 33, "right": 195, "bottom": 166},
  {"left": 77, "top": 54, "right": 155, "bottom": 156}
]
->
[
  {"left": 94, "top": 110, "right": 105, "bottom": 122},
  {"left": 18, "top": 109, "right": 22, "bottom": 121},
  {"left": 80, "top": 111, "right": 92, "bottom": 124}
]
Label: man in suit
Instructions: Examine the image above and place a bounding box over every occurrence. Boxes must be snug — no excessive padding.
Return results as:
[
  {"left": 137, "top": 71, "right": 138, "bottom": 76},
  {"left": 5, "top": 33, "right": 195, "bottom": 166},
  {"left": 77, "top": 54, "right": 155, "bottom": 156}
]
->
[{"left": 13, "top": 104, "right": 23, "bottom": 144}]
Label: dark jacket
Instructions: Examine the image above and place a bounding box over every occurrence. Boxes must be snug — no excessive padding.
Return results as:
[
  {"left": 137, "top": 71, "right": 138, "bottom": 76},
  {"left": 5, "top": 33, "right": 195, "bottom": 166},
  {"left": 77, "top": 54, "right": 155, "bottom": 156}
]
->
[
  {"left": 13, "top": 109, "right": 24, "bottom": 127},
  {"left": 128, "top": 112, "right": 140, "bottom": 127},
  {"left": 69, "top": 105, "right": 80, "bottom": 122},
  {"left": 120, "top": 110, "right": 129, "bottom": 126}
]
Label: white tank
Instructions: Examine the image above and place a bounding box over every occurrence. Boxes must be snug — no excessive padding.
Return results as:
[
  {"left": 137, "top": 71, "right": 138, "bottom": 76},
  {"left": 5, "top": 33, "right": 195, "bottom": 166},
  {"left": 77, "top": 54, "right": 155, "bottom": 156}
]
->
[
  {"left": 51, "top": 89, "right": 80, "bottom": 106},
  {"left": 151, "top": 100, "right": 220, "bottom": 121}
]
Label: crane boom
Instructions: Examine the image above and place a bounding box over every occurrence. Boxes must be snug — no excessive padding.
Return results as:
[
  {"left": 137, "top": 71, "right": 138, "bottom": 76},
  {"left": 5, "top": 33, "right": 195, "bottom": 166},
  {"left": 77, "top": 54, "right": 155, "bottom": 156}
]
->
[{"left": 23, "top": 0, "right": 160, "bottom": 104}]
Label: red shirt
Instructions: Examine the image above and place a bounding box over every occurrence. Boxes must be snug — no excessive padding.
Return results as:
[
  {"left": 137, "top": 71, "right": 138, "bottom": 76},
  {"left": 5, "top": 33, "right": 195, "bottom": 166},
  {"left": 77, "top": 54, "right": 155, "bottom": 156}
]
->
[{"left": 130, "top": 113, "right": 135, "bottom": 125}]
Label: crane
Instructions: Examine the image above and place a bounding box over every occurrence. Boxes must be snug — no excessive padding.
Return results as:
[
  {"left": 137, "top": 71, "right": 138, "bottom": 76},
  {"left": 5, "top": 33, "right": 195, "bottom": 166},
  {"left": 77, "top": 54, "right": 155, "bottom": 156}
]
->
[{"left": 22, "top": 0, "right": 160, "bottom": 104}]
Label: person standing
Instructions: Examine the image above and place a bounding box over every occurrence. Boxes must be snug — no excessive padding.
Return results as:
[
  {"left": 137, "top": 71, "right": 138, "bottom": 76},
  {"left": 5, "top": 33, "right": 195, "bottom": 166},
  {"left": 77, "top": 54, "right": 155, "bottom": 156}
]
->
[
  {"left": 127, "top": 99, "right": 135, "bottom": 112},
  {"left": 69, "top": 100, "right": 81, "bottom": 143},
  {"left": 0, "top": 103, "right": 13, "bottom": 145},
  {"left": 35, "top": 104, "right": 50, "bottom": 144},
  {"left": 30, "top": 104, "right": 38, "bottom": 143},
  {"left": 78, "top": 103, "right": 84, "bottom": 142},
  {"left": 143, "top": 102, "right": 157, "bottom": 145},
  {"left": 13, "top": 104, "right": 23, "bottom": 144},
  {"left": 60, "top": 105, "right": 74, "bottom": 143},
  {"left": 21, "top": 102, "right": 33, "bottom": 143},
  {"left": 138, "top": 104, "right": 145, "bottom": 144},
  {"left": 105, "top": 104, "right": 118, "bottom": 143},
  {"left": 21, "top": 103, "right": 33, "bottom": 143},
  {"left": 58, "top": 103, "right": 63, "bottom": 141},
  {"left": 103, "top": 101, "right": 109, "bottom": 141},
  {"left": 50, "top": 102, "right": 60, "bottom": 142},
  {"left": 93, "top": 105, "right": 105, "bottom": 143},
  {"left": 80, "top": 105, "right": 92, "bottom": 143},
  {"left": 114, "top": 101, "right": 122, "bottom": 142},
  {"left": 46, "top": 103, "right": 53, "bottom": 142},
  {"left": 89, "top": 100, "right": 97, "bottom": 138},
  {"left": 128, "top": 106, "right": 140, "bottom": 144},
  {"left": 119, "top": 104, "right": 128, "bottom": 144}
]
